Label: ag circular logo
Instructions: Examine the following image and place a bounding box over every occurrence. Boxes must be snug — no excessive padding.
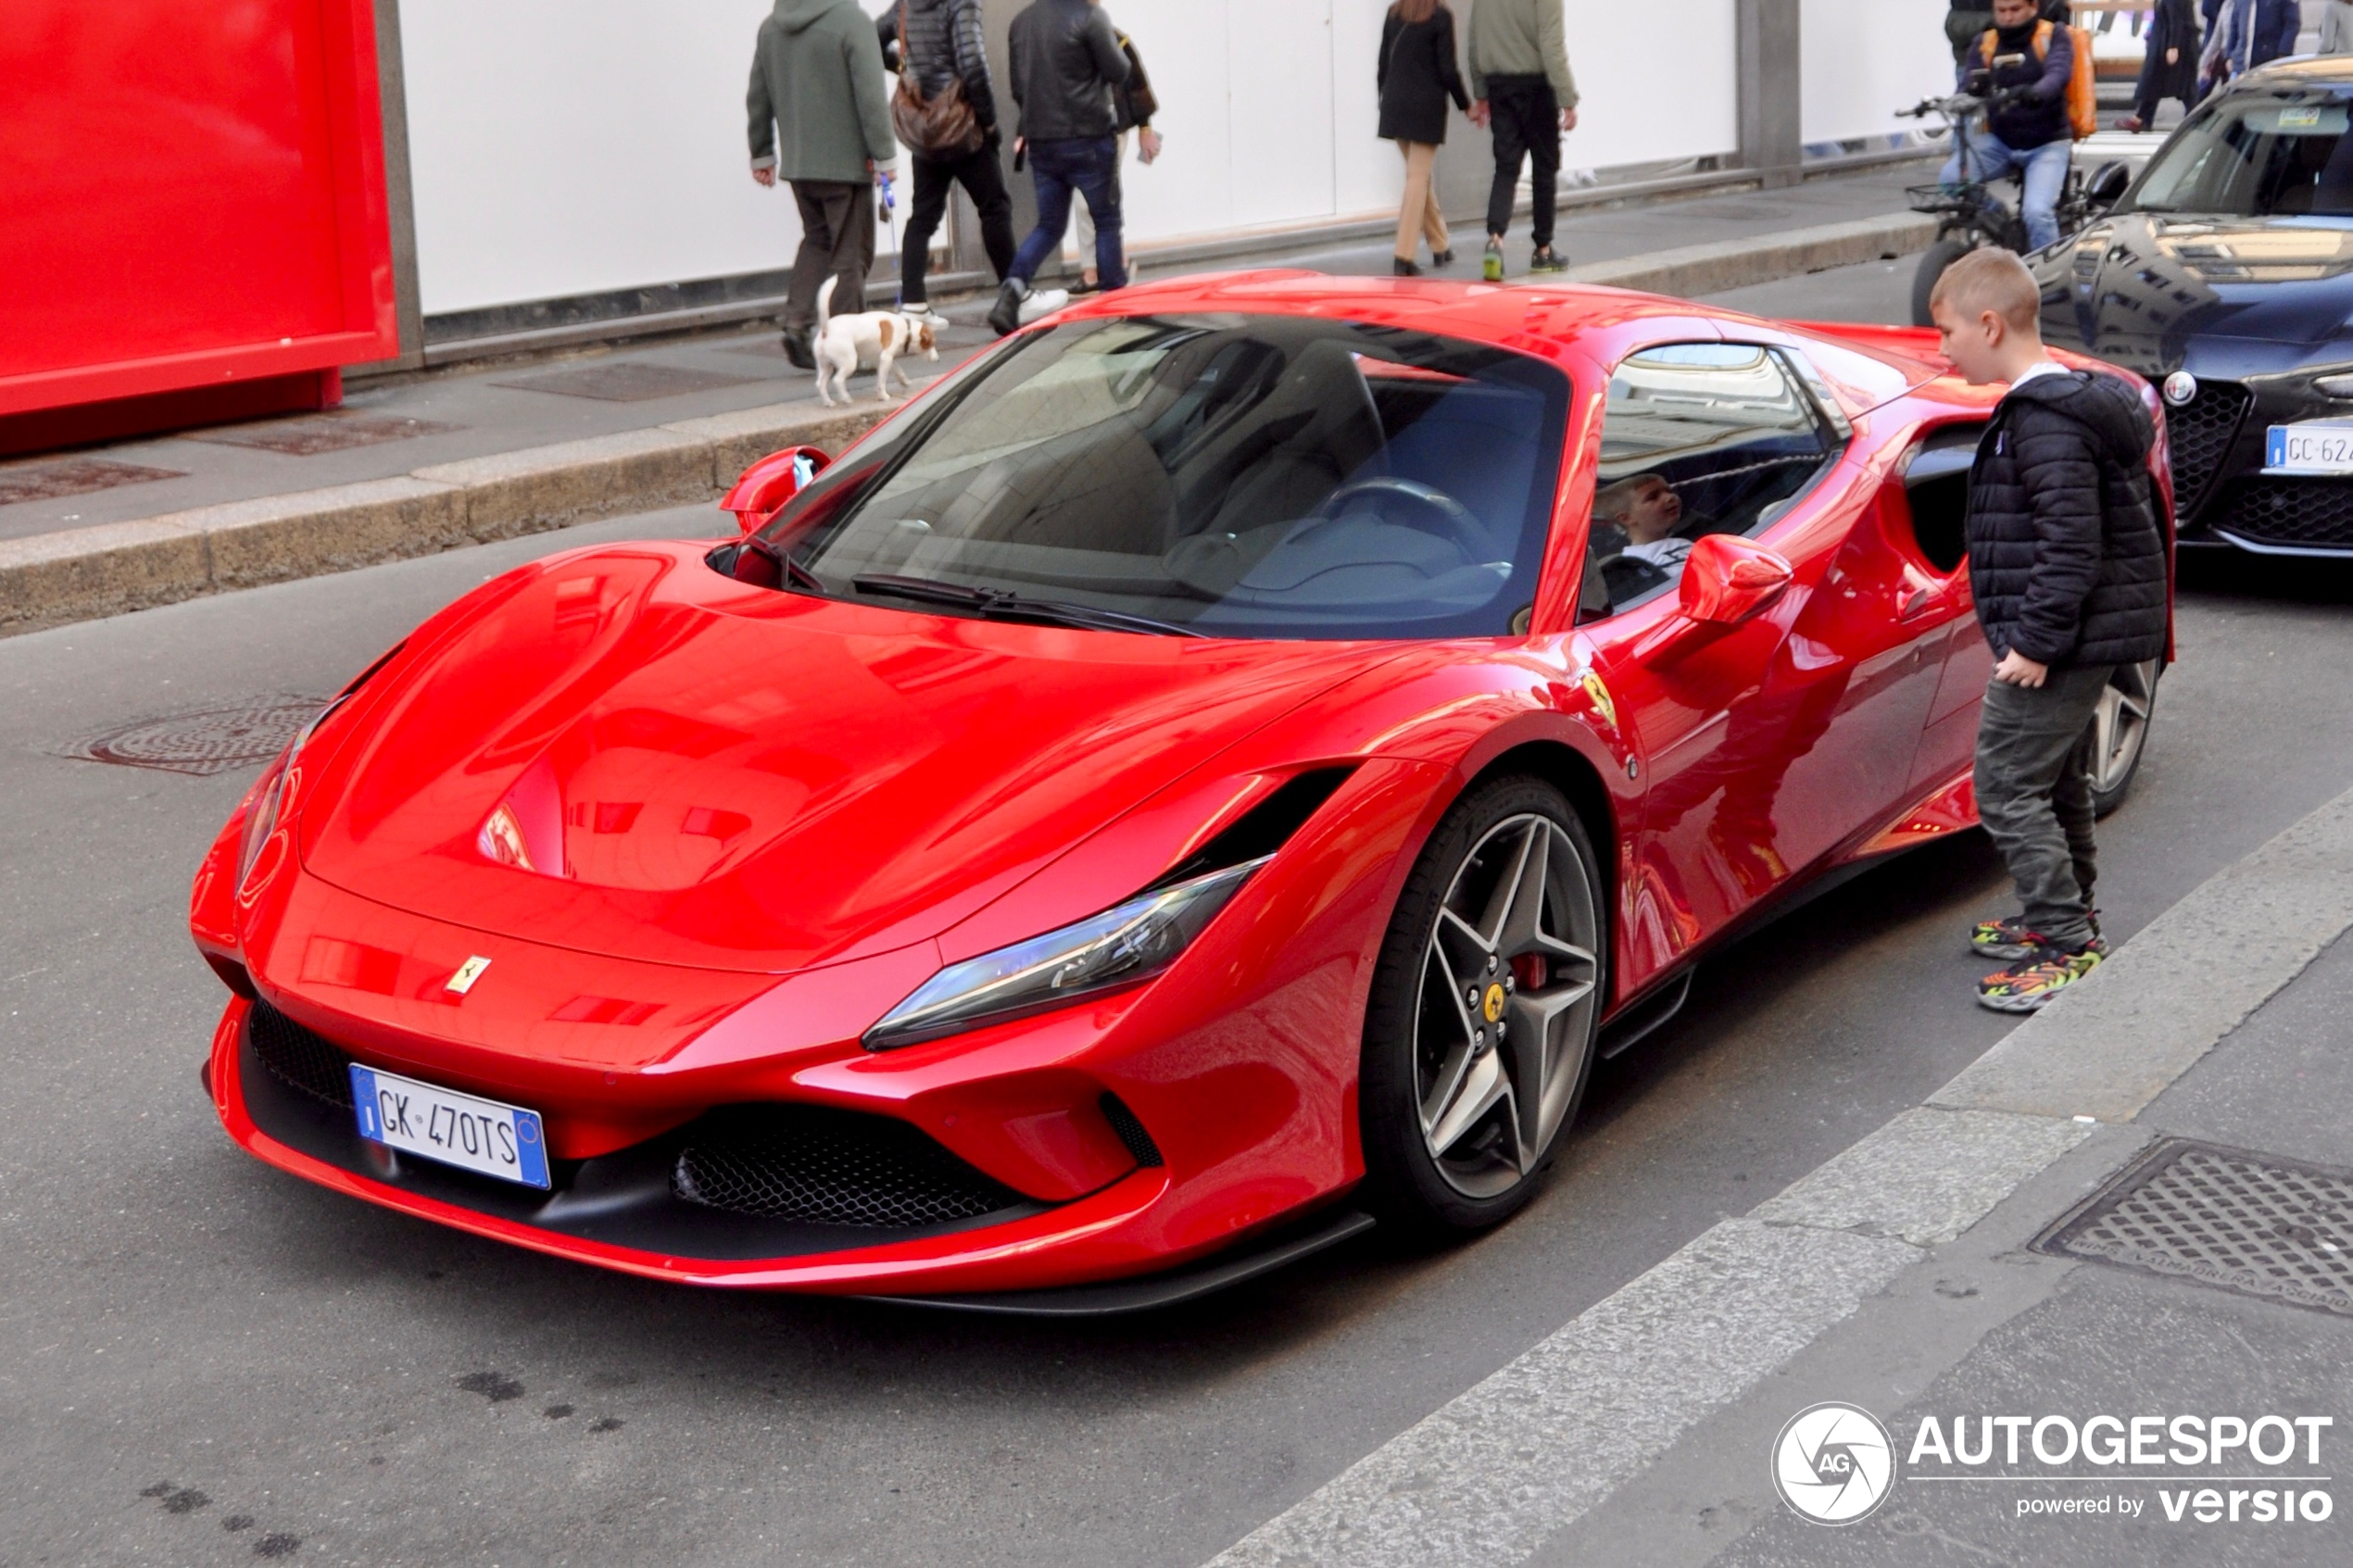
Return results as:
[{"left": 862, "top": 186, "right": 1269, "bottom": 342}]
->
[{"left": 1771, "top": 1402, "right": 1898, "bottom": 1525}]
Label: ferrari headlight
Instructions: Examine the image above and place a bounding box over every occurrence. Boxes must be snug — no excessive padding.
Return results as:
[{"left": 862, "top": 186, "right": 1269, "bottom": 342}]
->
[{"left": 863, "top": 858, "right": 1267, "bottom": 1050}]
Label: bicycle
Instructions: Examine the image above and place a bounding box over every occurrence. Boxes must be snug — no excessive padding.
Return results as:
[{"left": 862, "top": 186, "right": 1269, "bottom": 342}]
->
[{"left": 1898, "top": 93, "right": 2128, "bottom": 326}]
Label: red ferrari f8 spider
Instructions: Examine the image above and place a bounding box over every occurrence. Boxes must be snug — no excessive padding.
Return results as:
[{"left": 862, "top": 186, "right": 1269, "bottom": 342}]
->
[{"left": 191, "top": 274, "right": 2172, "bottom": 1311}]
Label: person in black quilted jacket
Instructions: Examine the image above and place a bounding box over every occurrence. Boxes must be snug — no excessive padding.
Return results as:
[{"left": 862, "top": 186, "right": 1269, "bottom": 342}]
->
[{"left": 1928, "top": 247, "right": 2169, "bottom": 1014}]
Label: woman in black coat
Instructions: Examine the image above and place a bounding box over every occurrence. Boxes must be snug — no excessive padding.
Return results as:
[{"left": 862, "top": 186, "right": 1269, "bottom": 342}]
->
[
  {"left": 1378, "top": 0, "right": 1469, "bottom": 276},
  {"left": 2121, "top": 0, "right": 2200, "bottom": 132}
]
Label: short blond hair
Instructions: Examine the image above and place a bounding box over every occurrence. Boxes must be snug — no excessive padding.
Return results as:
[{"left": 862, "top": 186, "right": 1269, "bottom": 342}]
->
[{"left": 1929, "top": 247, "right": 2042, "bottom": 332}]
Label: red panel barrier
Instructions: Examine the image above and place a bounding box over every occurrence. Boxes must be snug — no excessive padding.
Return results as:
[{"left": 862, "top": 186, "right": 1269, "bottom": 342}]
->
[{"left": 0, "top": 0, "right": 397, "bottom": 434}]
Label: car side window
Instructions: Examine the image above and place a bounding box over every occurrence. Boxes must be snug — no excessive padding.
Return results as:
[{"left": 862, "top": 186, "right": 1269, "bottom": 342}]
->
[{"left": 1577, "top": 343, "right": 1845, "bottom": 622}]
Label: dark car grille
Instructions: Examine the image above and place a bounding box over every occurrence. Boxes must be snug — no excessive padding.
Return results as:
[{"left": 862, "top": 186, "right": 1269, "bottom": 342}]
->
[
  {"left": 2166, "top": 380, "right": 2254, "bottom": 521},
  {"left": 673, "top": 1106, "right": 1027, "bottom": 1227},
  {"left": 247, "top": 1001, "right": 355, "bottom": 1109},
  {"left": 2212, "top": 477, "right": 2353, "bottom": 550}
]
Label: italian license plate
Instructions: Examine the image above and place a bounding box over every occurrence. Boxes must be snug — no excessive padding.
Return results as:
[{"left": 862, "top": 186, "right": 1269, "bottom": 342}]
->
[
  {"left": 350, "top": 1064, "right": 550, "bottom": 1188},
  {"left": 2267, "top": 421, "right": 2353, "bottom": 474}
]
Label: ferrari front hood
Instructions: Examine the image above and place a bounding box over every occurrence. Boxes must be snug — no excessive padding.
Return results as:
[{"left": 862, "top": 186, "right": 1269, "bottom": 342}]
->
[{"left": 297, "top": 545, "right": 1389, "bottom": 973}]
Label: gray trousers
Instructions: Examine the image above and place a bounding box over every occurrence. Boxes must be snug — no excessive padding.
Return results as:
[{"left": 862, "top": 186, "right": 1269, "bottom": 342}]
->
[
  {"left": 1974, "top": 662, "right": 2114, "bottom": 951},
  {"left": 785, "top": 180, "right": 875, "bottom": 331}
]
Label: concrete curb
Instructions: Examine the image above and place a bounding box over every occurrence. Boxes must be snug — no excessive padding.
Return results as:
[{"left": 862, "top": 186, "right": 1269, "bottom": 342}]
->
[
  {"left": 3, "top": 212, "right": 1939, "bottom": 639},
  {"left": 1560, "top": 210, "right": 1936, "bottom": 299},
  {"left": 1931, "top": 782, "right": 2353, "bottom": 1123},
  {"left": 0, "top": 395, "right": 911, "bottom": 639},
  {"left": 1205, "top": 783, "right": 2353, "bottom": 1568}
]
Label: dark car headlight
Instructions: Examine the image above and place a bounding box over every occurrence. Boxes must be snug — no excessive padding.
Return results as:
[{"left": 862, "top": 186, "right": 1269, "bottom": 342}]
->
[{"left": 863, "top": 859, "right": 1267, "bottom": 1050}]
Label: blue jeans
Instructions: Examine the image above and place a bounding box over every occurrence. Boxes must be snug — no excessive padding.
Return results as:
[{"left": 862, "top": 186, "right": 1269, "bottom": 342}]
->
[
  {"left": 1942, "top": 132, "right": 2071, "bottom": 252},
  {"left": 1011, "top": 135, "right": 1125, "bottom": 290}
]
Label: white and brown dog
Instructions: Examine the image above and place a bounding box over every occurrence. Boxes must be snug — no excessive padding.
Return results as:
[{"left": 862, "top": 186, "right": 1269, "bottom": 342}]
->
[{"left": 812, "top": 275, "right": 939, "bottom": 407}]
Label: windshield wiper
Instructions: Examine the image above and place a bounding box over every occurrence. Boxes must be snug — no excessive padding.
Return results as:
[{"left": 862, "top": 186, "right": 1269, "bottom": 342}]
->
[{"left": 850, "top": 573, "right": 1206, "bottom": 638}]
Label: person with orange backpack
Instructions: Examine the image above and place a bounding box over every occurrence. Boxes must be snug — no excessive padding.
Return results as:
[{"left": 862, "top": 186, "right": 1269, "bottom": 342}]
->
[{"left": 1940, "top": 0, "right": 2090, "bottom": 254}]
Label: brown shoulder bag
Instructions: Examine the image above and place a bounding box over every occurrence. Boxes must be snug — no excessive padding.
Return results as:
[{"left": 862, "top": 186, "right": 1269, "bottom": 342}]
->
[{"left": 891, "top": 1, "right": 987, "bottom": 159}]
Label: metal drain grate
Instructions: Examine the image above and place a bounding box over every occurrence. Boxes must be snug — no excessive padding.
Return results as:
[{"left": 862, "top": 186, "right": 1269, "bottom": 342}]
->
[
  {"left": 2037, "top": 1139, "right": 2353, "bottom": 1317},
  {"left": 492, "top": 363, "right": 759, "bottom": 402},
  {"left": 62, "top": 694, "right": 327, "bottom": 776},
  {"left": 182, "top": 412, "right": 463, "bottom": 456},
  {"left": 0, "top": 457, "right": 187, "bottom": 507}
]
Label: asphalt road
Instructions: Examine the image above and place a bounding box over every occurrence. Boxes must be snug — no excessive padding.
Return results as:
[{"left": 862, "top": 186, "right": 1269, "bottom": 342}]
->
[{"left": 6, "top": 349, "right": 2353, "bottom": 1565}]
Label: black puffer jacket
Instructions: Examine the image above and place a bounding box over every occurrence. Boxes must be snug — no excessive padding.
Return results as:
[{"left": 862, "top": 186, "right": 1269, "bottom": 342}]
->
[
  {"left": 877, "top": 0, "right": 999, "bottom": 137},
  {"left": 1966, "top": 370, "right": 2170, "bottom": 670}
]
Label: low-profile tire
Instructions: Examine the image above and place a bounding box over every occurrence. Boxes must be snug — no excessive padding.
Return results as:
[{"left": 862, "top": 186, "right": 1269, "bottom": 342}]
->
[
  {"left": 1911, "top": 237, "right": 1977, "bottom": 328},
  {"left": 1358, "top": 775, "right": 1606, "bottom": 1236},
  {"left": 2088, "top": 659, "right": 2160, "bottom": 819}
]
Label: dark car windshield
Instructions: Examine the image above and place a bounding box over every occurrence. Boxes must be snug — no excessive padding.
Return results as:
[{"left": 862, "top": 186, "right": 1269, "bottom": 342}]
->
[
  {"left": 760, "top": 314, "right": 1569, "bottom": 639},
  {"left": 2125, "top": 92, "right": 2353, "bottom": 218}
]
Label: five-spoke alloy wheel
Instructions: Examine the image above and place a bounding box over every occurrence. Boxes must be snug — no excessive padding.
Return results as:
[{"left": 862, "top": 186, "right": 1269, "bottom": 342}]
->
[
  {"left": 2088, "top": 658, "right": 2160, "bottom": 819},
  {"left": 1361, "top": 776, "right": 1605, "bottom": 1232}
]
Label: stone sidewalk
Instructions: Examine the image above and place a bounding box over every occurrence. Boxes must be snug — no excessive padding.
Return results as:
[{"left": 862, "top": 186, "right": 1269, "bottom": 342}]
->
[{"left": 0, "top": 162, "right": 1934, "bottom": 636}]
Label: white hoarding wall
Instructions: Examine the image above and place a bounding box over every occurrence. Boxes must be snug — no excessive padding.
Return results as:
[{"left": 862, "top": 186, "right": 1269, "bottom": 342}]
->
[
  {"left": 399, "top": 0, "right": 1950, "bottom": 322},
  {"left": 1800, "top": 0, "right": 1958, "bottom": 149}
]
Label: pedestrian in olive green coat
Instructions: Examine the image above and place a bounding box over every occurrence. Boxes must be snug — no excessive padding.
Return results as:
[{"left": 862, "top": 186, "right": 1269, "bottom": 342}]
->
[{"left": 748, "top": 0, "right": 900, "bottom": 366}]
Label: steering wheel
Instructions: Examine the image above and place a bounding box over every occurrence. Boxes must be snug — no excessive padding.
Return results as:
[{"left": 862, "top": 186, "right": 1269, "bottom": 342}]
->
[{"left": 1306, "top": 476, "right": 1496, "bottom": 561}]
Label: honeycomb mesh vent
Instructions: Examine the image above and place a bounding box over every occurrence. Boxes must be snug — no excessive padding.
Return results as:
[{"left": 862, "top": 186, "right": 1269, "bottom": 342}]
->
[
  {"left": 2216, "top": 477, "right": 2353, "bottom": 550},
  {"left": 247, "top": 1001, "right": 355, "bottom": 1110},
  {"left": 672, "top": 1107, "right": 1026, "bottom": 1227},
  {"left": 2165, "top": 380, "right": 2253, "bottom": 521},
  {"left": 1099, "top": 1093, "right": 1164, "bottom": 1168}
]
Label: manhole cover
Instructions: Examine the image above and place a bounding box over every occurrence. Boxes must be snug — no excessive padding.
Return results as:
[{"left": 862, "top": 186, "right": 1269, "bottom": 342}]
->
[
  {"left": 492, "top": 363, "right": 758, "bottom": 402},
  {"left": 2036, "top": 1139, "right": 2353, "bottom": 1317},
  {"left": 62, "top": 694, "right": 329, "bottom": 776},
  {"left": 182, "top": 412, "right": 463, "bottom": 456},
  {"left": 0, "top": 457, "right": 187, "bottom": 508}
]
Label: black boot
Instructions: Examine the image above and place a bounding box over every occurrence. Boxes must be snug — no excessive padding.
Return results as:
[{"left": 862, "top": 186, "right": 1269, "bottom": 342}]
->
[
  {"left": 780, "top": 325, "right": 813, "bottom": 370},
  {"left": 1391, "top": 257, "right": 1422, "bottom": 277},
  {"left": 988, "top": 280, "right": 1031, "bottom": 337}
]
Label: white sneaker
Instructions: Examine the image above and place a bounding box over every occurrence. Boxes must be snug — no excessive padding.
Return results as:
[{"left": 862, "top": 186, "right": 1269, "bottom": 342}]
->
[{"left": 1017, "top": 287, "right": 1071, "bottom": 326}]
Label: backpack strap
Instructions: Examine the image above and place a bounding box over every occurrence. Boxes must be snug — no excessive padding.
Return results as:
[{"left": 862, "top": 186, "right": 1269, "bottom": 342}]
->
[{"left": 1984, "top": 21, "right": 2054, "bottom": 64}]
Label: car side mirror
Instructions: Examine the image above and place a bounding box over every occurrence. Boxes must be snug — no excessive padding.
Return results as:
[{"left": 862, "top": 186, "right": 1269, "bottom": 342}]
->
[
  {"left": 1633, "top": 534, "right": 1795, "bottom": 662},
  {"left": 722, "top": 445, "right": 830, "bottom": 534},
  {"left": 2086, "top": 159, "right": 2131, "bottom": 209}
]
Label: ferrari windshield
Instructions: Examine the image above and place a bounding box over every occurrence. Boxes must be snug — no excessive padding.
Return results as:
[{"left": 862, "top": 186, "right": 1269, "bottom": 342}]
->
[
  {"left": 2126, "top": 92, "right": 2353, "bottom": 218},
  {"left": 762, "top": 314, "right": 1570, "bottom": 639}
]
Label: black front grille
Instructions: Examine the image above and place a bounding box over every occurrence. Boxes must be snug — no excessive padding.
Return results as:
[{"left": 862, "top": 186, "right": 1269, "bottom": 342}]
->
[
  {"left": 2212, "top": 477, "right": 2353, "bottom": 549},
  {"left": 247, "top": 1001, "right": 355, "bottom": 1109},
  {"left": 672, "top": 1106, "right": 1026, "bottom": 1227},
  {"left": 2166, "top": 380, "right": 2254, "bottom": 521}
]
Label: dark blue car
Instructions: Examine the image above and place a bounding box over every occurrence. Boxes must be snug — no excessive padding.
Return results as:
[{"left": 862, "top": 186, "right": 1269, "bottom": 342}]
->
[{"left": 2035, "top": 57, "right": 2353, "bottom": 557}]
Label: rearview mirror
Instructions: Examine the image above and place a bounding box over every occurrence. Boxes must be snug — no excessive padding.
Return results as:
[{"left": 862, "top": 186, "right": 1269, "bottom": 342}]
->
[
  {"left": 1679, "top": 533, "right": 1794, "bottom": 625},
  {"left": 1632, "top": 534, "right": 1794, "bottom": 663},
  {"left": 722, "top": 445, "right": 831, "bottom": 534},
  {"left": 2085, "top": 159, "right": 2131, "bottom": 209}
]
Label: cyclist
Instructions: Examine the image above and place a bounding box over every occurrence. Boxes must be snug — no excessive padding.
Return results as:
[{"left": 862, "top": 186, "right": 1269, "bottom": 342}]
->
[{"left": 1943, "top": 0, "right": 2075, "bottom": 253}]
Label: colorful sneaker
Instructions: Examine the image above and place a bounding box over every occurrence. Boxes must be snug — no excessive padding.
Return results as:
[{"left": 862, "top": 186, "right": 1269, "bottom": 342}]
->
[
  {"left": 1529, "top": 245, "right": 1569, "bottom": 273},
  {"left": 1482, "top": 241, "right": 1504, "bottom": 282},
  {"left": 1970, "top": 911, "right": 2101, "bottom": 962},
  {"left": 1977, "top": 942, "right": 2107, "bottom": 1013}
]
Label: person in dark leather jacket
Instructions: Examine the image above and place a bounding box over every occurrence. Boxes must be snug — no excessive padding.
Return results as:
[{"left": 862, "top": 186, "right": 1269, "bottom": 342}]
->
[{"left": 989, "top": 0, "right": 1134, "bottom": 333}]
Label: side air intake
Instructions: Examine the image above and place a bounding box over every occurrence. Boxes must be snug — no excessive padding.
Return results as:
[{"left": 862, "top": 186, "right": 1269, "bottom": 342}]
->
[{"left": 1159, "top": 766, "right": 1356, "bottom": 886}]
